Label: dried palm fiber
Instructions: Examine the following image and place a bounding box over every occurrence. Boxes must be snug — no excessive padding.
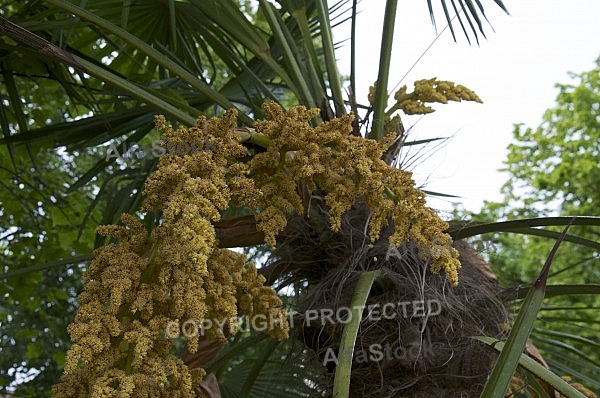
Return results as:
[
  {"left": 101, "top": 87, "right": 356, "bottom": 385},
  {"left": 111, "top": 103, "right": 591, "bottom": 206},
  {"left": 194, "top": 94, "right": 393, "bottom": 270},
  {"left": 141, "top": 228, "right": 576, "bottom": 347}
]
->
[{"left": 264, "top": 195, "right": 510, "bottom": 397}]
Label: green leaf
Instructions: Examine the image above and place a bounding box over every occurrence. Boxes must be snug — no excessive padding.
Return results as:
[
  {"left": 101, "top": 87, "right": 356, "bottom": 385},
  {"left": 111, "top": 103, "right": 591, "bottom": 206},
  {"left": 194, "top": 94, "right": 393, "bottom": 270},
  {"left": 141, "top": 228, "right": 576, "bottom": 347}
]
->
[
  {"left": 370, "top": 0, "right": 398, "bottom": 141},
  {"left": 25, "top": 342, "right": 43, "bottom": 360},
  {"left": 476, "top": 336, "right": 588, "bottom": 398},
  {"left": 49, "top": 207, "right": 70, "bottom": 227},
  {"left": 479, "top": 219, "right": 574, "bottom": 397},
  {"left": 332, "top": 269, "right": 381, "bottom": 398},
  {"left": 52, "top": 351, "right": 66, "bottom": 368},
  {"left": 448, "top": 216, "right": 600, "bottom": 250},
  {"left": 45, "top": 0, "right": 250, "bottom": 124}
]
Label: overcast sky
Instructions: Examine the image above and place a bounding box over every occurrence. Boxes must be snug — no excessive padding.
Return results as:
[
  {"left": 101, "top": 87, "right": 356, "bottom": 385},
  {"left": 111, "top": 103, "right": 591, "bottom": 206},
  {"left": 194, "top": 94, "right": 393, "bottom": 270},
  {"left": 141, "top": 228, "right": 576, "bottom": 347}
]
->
[{"left": 333, "top": 0, "right": 600, "bottom": 215}]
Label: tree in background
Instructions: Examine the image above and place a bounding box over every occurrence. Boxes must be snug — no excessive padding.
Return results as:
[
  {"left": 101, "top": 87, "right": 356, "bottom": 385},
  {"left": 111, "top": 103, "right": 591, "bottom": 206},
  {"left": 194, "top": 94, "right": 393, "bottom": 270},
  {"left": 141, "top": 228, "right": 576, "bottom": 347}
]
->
[{"left": 457, "top": 57, "right": 600, "bottom": 391}]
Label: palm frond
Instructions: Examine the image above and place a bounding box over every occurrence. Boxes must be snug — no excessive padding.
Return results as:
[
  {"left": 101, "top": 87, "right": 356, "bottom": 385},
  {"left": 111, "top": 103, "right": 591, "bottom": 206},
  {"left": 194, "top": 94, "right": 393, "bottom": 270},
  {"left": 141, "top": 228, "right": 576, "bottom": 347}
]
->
[{"left": 426, "top": 0, "right": 508, "bottom": 43}]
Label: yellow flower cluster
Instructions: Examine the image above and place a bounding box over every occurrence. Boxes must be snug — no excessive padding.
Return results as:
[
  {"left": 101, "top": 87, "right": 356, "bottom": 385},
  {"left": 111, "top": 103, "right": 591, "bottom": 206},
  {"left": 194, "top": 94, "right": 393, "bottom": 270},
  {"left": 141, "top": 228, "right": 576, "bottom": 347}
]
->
[
  {"left": 53, "top": 215, "right": 197, "bottom": 397},
  {"left": 561, "top": 376, "right": 597, "bottom": 398},
  {"left": 509, "top": 373, "right": 597, "bottom": 398},
  {"left": 54, "top": 111, "right": 287, "bottom": 397},
  {"left": 393, "top": 78, "right": 482, "bottom": 115},
  {"left": 251, "top": 102, "right": 460, "bottom": 283},
  {"left": 56, "top": 101, "right": 461, "bottom": 396}
]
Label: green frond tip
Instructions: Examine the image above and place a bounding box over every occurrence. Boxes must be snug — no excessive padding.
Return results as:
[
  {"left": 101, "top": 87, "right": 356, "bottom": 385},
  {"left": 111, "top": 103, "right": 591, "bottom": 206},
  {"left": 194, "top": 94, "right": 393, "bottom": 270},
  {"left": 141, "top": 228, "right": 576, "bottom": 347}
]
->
[
  {"left": 428, "top": 0, "right": 509, "bottom": 44},
  {"left": 391, "top": 78, "right": 483, "bottom": 115}
]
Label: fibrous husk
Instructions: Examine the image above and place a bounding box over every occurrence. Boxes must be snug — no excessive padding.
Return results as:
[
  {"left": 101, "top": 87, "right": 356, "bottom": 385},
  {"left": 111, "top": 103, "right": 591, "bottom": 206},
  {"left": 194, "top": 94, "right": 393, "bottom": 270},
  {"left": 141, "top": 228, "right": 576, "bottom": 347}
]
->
[{"left": 266, "top": 198, "right": 510, "bottom": 397}]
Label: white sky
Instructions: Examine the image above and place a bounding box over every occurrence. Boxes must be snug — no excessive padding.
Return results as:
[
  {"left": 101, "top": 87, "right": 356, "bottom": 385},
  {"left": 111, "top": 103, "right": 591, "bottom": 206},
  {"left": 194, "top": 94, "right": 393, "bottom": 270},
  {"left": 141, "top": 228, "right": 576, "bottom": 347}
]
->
[{"left": 333, "top": 0, "right": 600, "bottom": 214}]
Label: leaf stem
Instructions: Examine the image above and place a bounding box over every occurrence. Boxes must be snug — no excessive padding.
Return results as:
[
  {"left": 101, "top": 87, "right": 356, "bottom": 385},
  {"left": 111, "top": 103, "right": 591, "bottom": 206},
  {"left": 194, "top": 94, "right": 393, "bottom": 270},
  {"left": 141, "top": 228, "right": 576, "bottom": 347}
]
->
[
  {"left": 370, "top": 0, "right": 399, "bottom": 141},
  {"left": 332, "top": 269, "right": 381, "bottom": 397}
]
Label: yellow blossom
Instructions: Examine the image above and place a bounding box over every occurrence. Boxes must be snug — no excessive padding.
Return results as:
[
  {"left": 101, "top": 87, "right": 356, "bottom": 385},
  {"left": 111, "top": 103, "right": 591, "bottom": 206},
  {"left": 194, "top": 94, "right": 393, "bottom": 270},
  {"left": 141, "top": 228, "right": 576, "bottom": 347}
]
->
[{"left": 56, "top": 99, "right": 467, "bottom": 396}]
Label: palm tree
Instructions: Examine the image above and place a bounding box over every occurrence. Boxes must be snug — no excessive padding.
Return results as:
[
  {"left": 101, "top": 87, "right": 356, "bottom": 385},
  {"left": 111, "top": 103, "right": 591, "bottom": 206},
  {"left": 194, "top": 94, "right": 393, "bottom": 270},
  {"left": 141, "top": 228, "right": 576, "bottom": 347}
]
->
[{"left": 1, "top": 1, "right": 599, "bottom": 397}]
